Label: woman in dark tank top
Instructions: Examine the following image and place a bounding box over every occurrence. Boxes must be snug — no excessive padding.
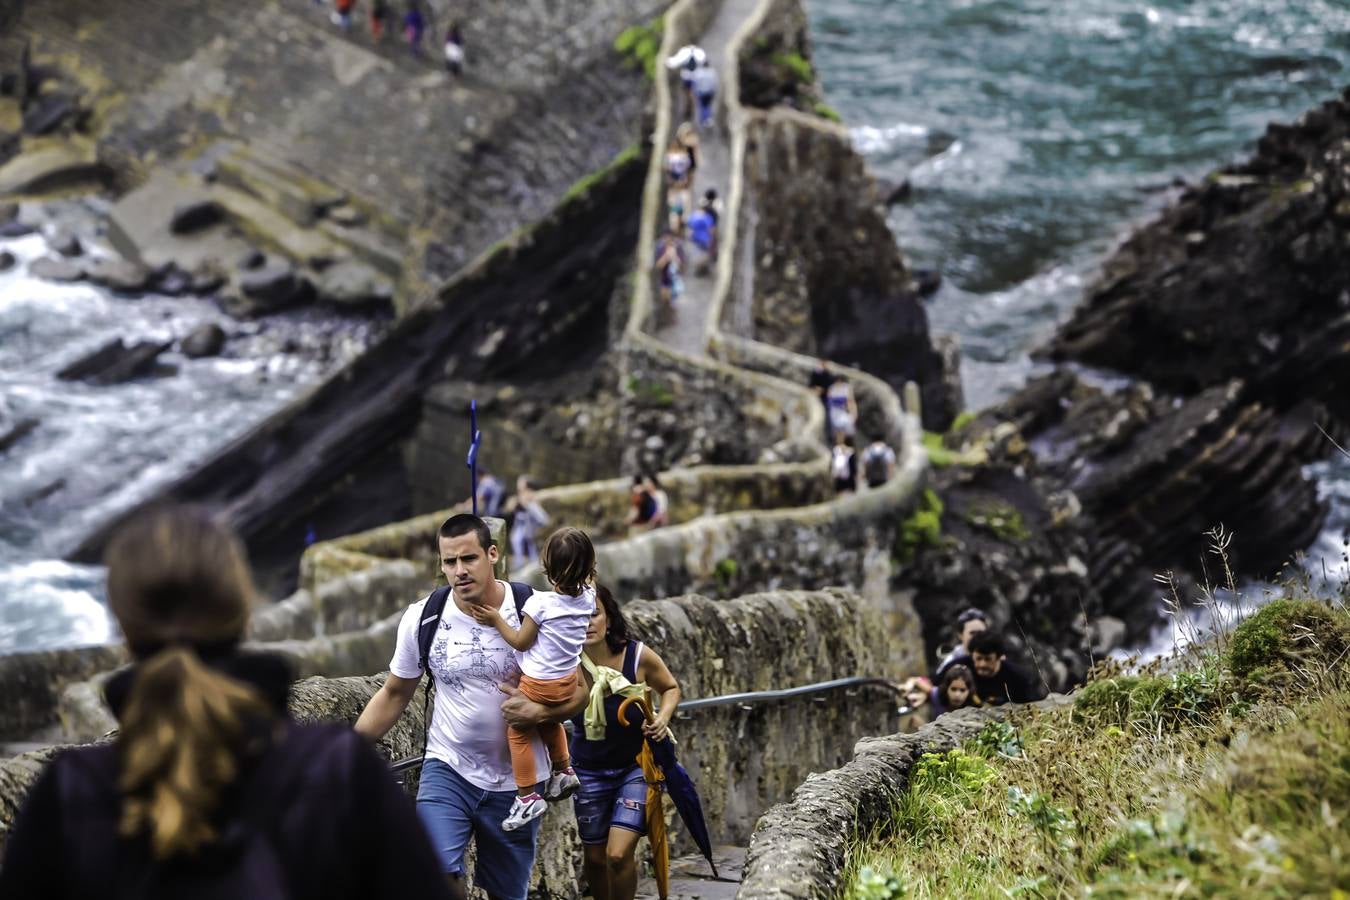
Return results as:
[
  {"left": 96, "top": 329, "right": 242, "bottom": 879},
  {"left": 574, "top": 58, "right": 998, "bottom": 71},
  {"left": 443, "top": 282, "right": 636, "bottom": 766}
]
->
[{"left": 569, "top": 585, "right": 681, "bottom": 900}]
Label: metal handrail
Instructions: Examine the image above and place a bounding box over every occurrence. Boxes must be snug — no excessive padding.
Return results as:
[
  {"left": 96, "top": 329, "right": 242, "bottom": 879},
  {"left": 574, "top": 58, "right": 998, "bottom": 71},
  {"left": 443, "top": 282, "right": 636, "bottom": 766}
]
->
[{"left": 388, "top": 675, "right": 905, "bottom": 774}]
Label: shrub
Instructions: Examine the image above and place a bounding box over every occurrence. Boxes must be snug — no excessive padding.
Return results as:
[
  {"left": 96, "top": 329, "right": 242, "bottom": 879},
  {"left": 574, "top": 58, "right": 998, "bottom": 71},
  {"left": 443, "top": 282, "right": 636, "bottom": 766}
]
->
[
  {"left": 1227, "top": 599, "right": 1350, "bottom": 682},
  {"left": 614, "top": 19, "right": 664, "bottom": 79},
  {"left": 895, "top": 488, "right": 943, "bottom": 564},
  {"left": 771, "top": 50, "right": 815, "bottom": 84}
]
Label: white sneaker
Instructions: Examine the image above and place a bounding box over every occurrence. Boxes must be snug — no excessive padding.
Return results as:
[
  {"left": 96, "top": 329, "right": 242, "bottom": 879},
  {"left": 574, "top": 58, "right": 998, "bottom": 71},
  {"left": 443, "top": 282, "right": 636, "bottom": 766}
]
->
[
  {"left": 544, "top": 768, "right": 581, "bottom": 802},
  {"left": 502, "top": 793, "right": 547, "bottom": 831}
]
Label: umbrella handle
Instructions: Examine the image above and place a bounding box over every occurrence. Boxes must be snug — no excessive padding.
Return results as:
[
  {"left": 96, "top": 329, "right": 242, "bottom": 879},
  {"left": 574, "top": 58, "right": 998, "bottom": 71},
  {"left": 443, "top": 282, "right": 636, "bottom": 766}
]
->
[{"left": 618, "top": 694, "right": 653, "bottom": 728}]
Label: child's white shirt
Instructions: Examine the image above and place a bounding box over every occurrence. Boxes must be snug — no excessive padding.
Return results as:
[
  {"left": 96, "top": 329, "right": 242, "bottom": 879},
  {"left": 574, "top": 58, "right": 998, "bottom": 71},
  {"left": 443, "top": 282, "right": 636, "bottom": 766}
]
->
[{"left": 519, "top": 586, "right": 595, "bottom": 680}]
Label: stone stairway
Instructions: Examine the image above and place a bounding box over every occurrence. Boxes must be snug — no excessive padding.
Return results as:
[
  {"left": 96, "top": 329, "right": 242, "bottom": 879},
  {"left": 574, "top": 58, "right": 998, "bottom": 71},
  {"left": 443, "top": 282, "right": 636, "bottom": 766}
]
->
[{"left": 635, "top": 846, "right": 747, "bottom": 900}]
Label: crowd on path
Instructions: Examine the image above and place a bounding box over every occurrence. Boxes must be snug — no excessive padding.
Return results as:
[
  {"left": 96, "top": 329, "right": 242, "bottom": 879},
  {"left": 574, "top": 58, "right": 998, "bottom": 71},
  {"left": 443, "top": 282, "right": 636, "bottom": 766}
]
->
[
  {"left": 311, "top": 0, "right": 468, "bottom": 74},
  {"left": 655, "top": 45, "right": 723, "bottom": 323},
  {"left": 808, "top": 358, "right": 899, "bottom": 496},
  {"left": 895, "top": 607, "right": 1048, "bottom": 733},
  {"left": 0, "top": 506, "right": 688, "bottom": 900}
]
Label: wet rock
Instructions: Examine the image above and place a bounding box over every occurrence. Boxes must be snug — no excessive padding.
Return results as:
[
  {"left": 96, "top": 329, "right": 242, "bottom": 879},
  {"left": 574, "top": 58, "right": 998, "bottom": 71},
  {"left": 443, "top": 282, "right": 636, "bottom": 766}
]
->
[
  {"left": 0, "top": 250, "right": 14, "bottom": 272},
  {"left": 169, "top": 199, "right": 225, "bottom": 235},
  {"left": 48, "top": 227, "right": 81, "bottom": 257},
  {"left": 237, "top": 248, "right": 266, "bottom": 271},
  {"left": 180, "top": 323, "right": 227, "bottom": 358},
  {"left": 28, "top": 255, "right": 82, "bottom": 282},
  {"left": 84, "top": 257, "right": 151, "bottom": 293},
  {"left": 0, "top": 220, "right": 33, "bottom": 238},
  {"left": 225, "top": 263, "right": 309, "bottom": 316},
  {"left": 0, "top": 416, "right": 38, "bottom": 454},
  {"left": 190, "top": 269, "right": 226, "bottom": 294},
  {"left": 154, "top": 266, "right": 193, "bottom": 296},
  {"left": 21, "top": 94, "right": 75, "bottom": 136},
  {"left": 909, "top": 268, "right": 942, "bottom": 297},
  {"left": 1091, "top": 616, "right": 1127, "bottom": 656},
  {"left": 878, "top": 177, "right": 911, "bottom": 205},
  {"left": 57, "top": 338, "right": 171, "bottom": 385},
  {"left": 0, "top": 202, "right": 15, "bottom": 222},
  {"left": 313, "top": 259, "right": 393, "bottom": 309}
]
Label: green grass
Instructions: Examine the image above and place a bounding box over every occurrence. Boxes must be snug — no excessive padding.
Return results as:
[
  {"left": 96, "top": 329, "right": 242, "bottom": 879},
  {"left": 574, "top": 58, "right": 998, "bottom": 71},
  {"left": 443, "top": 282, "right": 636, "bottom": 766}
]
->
[{"left": 844, "top": 599, "right": 1350, "bottom": 899}]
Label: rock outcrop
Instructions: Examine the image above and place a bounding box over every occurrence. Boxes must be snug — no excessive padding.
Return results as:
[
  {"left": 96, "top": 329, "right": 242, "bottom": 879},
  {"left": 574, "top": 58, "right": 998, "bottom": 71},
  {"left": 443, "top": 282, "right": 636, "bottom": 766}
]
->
[{"left": 1046, "top": 87, "right": 1350, "bottom": 422}]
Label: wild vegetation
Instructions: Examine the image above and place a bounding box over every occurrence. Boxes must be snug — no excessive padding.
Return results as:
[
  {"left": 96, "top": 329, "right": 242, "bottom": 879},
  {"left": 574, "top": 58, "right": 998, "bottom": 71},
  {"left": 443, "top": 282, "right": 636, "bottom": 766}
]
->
[{"left": 843, "top": 547, "right": 1350, "bottom": 899}]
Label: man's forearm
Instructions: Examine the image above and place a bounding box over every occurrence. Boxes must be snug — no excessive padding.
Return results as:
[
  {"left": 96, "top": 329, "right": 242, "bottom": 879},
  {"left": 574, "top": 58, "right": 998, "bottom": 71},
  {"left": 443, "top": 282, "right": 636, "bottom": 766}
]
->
[{"left": 355, "top": 686, "right": 410, "bottom": 740}]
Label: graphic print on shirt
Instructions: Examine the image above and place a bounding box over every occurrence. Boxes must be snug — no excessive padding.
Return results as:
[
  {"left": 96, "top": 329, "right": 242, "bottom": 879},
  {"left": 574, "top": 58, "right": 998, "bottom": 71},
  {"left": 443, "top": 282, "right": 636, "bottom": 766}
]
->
[{"left": 428, "top": 623, "right": 519, "bottom": 697}]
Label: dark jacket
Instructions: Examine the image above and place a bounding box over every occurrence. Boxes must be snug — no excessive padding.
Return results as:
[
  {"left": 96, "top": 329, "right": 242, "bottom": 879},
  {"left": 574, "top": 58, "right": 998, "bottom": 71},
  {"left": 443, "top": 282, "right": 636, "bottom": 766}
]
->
[
  {"left": 941, "top": 652, "right": 1046, "bottom": 705},
  {"left": 0, "top": 652, "right": 452, "bottom": 900}
]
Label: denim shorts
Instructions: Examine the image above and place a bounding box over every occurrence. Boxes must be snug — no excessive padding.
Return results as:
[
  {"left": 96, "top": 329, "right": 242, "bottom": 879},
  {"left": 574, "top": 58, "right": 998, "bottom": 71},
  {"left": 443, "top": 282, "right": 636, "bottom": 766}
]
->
[
  {"left": 416, "top": 759, "right": 540, "bottom": 900},
  {"left": 572, "top": 764, "right": 648, "bottom": 846}
]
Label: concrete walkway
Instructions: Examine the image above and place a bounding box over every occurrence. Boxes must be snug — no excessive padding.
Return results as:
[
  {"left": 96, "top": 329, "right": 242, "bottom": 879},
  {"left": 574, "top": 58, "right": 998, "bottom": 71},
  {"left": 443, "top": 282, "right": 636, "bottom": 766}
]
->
[{"left": 655, "top": 0, "right": 760, "bottom": 357}]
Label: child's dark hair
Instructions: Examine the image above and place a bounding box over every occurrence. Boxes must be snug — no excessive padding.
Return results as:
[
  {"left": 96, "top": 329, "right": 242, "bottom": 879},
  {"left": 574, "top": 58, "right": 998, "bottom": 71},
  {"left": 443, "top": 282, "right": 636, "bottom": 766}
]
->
[
  {"left": 541, "top": 526, "right": 596, "bottom": 596},
  {"left": 940, "top": 664, "right": 976, "bottom": 708},
  {"left": 594, "top": 584, "right": 631, "bottom": 653}
]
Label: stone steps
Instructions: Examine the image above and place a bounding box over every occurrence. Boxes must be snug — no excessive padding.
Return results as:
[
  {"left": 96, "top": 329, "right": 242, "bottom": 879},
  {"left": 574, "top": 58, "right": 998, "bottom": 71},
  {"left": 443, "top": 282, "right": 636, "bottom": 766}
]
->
[{"left": 635, "top": 845, "right": 747, "bottom": 900}]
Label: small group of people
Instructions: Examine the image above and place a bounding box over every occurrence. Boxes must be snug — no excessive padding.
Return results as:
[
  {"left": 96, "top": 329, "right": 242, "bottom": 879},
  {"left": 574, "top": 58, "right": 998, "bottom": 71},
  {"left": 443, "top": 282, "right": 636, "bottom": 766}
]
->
[
  {"left": 668, "top": 44, "right": 720, "bottom": 129},
  {"left": 472, "top": 469, "right": 551, "bottom": 569},
  {"left": 895, "top": 607, "right": 1048, "bottom": 733},
  {"left": 0, "top": 506, "right": 684, "bottom": 900},
  {"left": 624, "top": 473, "right": 670, "bottom": 531},
  {"left": 314, "top": 0, "right": 465, "bottom": 72},
  {"left": 809, "top": 359, "right": 898, "bottom": 495}
]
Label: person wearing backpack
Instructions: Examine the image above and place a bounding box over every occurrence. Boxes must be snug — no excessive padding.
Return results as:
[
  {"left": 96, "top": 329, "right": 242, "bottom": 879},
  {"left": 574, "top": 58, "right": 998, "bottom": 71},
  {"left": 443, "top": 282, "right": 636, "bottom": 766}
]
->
[
  {"left": 861, "top": 436, "right": 897, "bottom": 489},
  {"left": 354, "top": 514, "right": 587, "bottom": 900},
  {"left": 0, "top": 505, "right": 452, "bottom": 900}
]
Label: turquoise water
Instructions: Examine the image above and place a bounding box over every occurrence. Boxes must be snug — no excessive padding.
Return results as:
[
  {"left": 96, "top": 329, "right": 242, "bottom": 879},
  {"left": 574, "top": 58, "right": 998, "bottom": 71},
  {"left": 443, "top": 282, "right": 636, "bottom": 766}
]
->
[{"left": 807, "top": 0, "right": 1350, "bottom": 582}]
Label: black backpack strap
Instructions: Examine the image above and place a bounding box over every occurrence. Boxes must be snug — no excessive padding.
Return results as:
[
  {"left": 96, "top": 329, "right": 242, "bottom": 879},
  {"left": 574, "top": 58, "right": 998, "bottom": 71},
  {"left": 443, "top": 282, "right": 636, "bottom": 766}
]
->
[
  {"left": 508, "top": 581, "right": 534, "bottom": 619},
  {"left": 417, "top": 586, "right": 453, "bottom": 675},
  {"left": 416, "top": 586, "right": 451, "bottom": 762}
]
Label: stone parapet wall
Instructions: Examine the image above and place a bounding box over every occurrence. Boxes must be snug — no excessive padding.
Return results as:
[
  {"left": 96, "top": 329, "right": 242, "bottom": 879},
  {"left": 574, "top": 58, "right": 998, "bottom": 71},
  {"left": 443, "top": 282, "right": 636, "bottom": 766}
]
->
[
  {"left": 737, "top": 695, "right": 1074, "bottom": 900},
  {"left": 0, "top": 590, "right": 897, "bottom": 890},
  {"left": 0, "top": 644, "right": 127, "bottom": 741}
]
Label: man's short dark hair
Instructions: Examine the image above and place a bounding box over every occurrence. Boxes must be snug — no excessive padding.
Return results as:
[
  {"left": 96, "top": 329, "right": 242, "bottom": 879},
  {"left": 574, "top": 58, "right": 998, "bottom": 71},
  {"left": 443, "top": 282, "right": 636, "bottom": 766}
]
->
[
  {"left": 968, "top": 630, "right": 1006, "bottom": 657},
  {"left": 438, "top": 514, "right": 492, "bottom": 550},
  {"left": 956, "top": 607, "right": 989, "bottom": 626}
]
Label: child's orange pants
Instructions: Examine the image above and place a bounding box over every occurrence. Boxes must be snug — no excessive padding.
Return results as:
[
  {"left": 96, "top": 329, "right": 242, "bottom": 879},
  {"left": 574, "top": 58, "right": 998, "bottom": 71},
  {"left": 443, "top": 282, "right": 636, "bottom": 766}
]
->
[{"left": 508, "top": 671, "right": 577, "bottom": 790}]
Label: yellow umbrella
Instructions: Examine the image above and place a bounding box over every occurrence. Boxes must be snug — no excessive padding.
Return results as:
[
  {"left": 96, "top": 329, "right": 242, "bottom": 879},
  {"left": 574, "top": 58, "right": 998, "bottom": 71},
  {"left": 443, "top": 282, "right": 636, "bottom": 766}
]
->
[{"left": 620, "top": 694, "right": 670, "bottom": 900}]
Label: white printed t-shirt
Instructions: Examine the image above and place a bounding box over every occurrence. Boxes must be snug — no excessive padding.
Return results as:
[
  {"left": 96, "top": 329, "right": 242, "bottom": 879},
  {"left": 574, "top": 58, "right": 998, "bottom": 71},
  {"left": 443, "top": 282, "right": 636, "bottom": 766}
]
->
[
  {"left": 389, "top": 581, "right": 548, "bottom": 792},
  {"left": 519, "top": 586, "right": 594, "bottom": 681}
]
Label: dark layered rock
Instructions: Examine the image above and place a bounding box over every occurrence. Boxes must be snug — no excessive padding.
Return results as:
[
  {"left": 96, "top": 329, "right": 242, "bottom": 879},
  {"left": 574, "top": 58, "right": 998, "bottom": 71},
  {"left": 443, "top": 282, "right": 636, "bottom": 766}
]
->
[
  {"left": 950, "top": 370, "right": 1336, "bottom": 640},
  {"left": 0, "top": 249, "right": 15, "bottom": 271},
  {"left": 1045, "top": 87, "right": 1350, "bottom": 422},
  {"left": 57, "top": 338, "right": 171, "bottom": 385},
  {"left": 739, "top": 113, "right": 956, "bottom": 429},
  {"left": 168, "top": 198, "right": 225, "bottom": 235},
  {"left": 898, "top": 462, "right": 1100, "bottom": 688},
  {"left": 0, "top": 416, "right": 39, "bottom": 454}
]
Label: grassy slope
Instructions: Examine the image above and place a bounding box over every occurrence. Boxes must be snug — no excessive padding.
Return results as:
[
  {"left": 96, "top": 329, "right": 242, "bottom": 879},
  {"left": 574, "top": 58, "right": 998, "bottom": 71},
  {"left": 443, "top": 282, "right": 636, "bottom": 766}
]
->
[{"left": 844, "top": 598, "right": 1350, "bottom": 899}]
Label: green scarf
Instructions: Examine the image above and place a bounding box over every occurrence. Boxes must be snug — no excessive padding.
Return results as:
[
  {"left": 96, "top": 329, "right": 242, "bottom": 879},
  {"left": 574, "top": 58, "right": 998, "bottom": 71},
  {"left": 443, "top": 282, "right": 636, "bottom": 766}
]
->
[{"left": 580, "top": 652, "right": 649, "bottom": 741}]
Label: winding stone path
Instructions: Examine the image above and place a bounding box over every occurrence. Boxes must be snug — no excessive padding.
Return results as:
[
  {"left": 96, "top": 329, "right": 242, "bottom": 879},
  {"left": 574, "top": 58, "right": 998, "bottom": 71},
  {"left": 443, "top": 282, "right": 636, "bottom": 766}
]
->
[
  {"left": 636, "top": 845, "right": 747, "bottom": 900},
  {"left": 655, "top": 0, "right": 760, "bottom": 357}
]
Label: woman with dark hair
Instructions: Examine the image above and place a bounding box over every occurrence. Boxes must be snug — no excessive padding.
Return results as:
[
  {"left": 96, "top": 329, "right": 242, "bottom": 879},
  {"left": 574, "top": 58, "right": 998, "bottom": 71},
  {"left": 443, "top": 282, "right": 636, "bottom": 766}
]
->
[
  {"left": 0, "top": 505, "right": 451, "bottom": 899},
  {"left": 571, "top": 585, "right": 681, "bottom": 900}
]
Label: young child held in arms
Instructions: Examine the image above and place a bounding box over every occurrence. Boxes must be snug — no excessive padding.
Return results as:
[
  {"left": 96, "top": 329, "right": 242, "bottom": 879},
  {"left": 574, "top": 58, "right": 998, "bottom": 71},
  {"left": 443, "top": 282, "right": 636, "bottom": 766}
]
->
[{"left": 471, "top": 526, "right": 597, "bottom": 830}]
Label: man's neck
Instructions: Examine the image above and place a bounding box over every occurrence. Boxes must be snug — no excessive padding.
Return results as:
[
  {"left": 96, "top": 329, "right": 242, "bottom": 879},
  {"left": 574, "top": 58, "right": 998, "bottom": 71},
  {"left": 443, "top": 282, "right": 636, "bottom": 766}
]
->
[{"left": 453, "top": 577, "right": 505, "bottom": 614}]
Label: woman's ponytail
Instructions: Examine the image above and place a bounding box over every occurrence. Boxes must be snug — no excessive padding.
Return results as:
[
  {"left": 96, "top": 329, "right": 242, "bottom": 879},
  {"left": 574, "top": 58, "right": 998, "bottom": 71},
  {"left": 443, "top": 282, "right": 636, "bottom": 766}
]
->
[{"left": 116, "top": 646, "right": 270, "bottom": 859}]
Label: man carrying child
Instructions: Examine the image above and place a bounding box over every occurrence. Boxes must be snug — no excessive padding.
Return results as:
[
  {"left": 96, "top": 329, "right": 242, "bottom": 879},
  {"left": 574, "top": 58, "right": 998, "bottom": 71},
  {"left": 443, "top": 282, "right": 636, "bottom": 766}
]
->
[{"left": 355, "top": 515, "right": 586, "bottom": 900}]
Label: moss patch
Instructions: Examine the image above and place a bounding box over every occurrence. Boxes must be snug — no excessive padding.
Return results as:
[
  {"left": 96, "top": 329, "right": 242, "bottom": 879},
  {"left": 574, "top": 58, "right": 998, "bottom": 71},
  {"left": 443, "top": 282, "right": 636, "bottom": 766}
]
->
[
  {"left": 1226, "top": 597, "right": 1350, "bottom": 683},
  {"left": 895, "top": 488, "right": 944, "bottom": 565},
  {"left": 614, "top": 18, "right": 664, "bottom": 80},
  {"left": 963, "top": 500, "right": 1031, "bottom": 542}
]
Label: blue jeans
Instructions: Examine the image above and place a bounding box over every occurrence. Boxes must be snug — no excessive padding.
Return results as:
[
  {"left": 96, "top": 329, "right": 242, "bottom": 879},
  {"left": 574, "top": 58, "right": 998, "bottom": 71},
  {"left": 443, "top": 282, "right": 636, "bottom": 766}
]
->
[
  {"left": 417, "top": 759, "right": 540, "bottom": 900},
  {"left": 572, "top": 765, "right": 647, "bottom": 846}
]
